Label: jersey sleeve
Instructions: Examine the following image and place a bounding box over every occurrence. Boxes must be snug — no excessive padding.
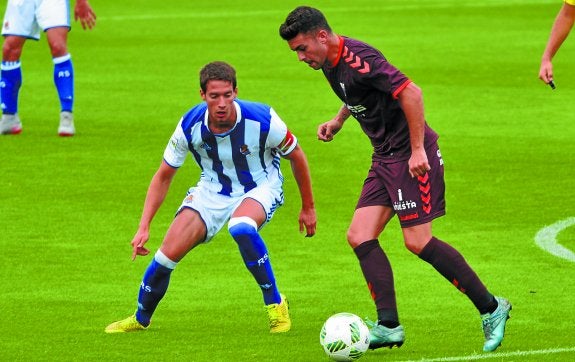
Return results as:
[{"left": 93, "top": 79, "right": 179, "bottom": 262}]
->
[
  {"left": 163, "top": 118, "right": 189, "bottom": 168},
  {"left": 368, "top": 55, "right": 411, "bottom": 99},
  {"left": 267, "top": 108, "right": 298, "bottom": 156}
]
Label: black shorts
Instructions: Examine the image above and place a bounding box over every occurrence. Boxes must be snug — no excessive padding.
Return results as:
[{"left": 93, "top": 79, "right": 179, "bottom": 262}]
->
[{"left": 356, "top": 142, "right": 446, "bottom": 228}]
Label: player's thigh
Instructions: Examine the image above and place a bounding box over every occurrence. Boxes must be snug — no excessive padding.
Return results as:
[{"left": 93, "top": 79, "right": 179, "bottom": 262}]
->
[
  {"left": 160, "top": 208, "right": 207, "bottom": 262},
  {"left": 347, "top": 205, "right": 394, "bottom": 247},
  {"left": 232, "top": 183, "right": 284, "bottom": 228},
  {"left": 231, "top": 197, "right": 266, "bottom": 227}
]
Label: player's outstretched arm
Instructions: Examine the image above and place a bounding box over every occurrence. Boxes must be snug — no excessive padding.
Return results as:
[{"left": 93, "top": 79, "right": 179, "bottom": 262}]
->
[
  {"left": 131, "top": 161, "right": 178, "bottom": 260},
  {"left": 539, "top": 3, "right": 575, "bottom": 84},
  {"left": 284, "top": 144, "right": 316, "bottom": 237},
  {"left": 75, "top": 0, "right": 97, "bottom": 30}
]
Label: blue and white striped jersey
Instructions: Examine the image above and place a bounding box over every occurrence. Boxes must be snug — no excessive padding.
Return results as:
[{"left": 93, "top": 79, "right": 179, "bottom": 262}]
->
[{"left": 163, "top": 99, "right": 297, "bottom": 197}]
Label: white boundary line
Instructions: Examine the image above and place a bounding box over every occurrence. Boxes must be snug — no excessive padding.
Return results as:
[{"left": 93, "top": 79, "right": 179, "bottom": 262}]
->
[
  {"left": 534, "top": 217, "right": 575, "bottom": 263},
  {"left": 401, "top": 347, "right": 575, "bottom": 361}
]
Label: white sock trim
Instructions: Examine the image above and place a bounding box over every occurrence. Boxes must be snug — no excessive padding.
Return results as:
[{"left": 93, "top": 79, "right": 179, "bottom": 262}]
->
[
  {"left": 1, "top": 60, "right": 21, "bottom": 70},
  {"left": 154, "top": 250, "right": 177, "bottom": 269},
  {"left": 53, "top": 54, "right": 71, "bottom": 64},
  {"left": 228, "top": 216, "right": 258, "bottom": 230}
]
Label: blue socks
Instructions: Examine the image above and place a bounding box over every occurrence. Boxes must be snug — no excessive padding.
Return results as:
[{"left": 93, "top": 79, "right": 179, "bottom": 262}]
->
[
  {"left": 134, "top": 217, "right": 281, "bottom": 327},
  {"left": 1, "top": 55, "right": 73, "bottom": 115},
  {"left": 53, "top": 54, "right": 74, "bottom": 112},
  {"left": 229, "top": 217, "right": 281, "bottom": 305},
  {"left": 135, "top": 250, "right": 176, "bottom": 326},
  {"left": 1, "top": 61, "right": 22, "bottom": 114}
]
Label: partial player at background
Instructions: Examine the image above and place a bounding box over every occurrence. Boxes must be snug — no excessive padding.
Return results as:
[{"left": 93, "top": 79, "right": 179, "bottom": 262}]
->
[
  {"left": 539, "top": 0, "right": 575, "bottom": 89},
  {"left": 0, "top": 0, "right": 96, "bottom": 136}
]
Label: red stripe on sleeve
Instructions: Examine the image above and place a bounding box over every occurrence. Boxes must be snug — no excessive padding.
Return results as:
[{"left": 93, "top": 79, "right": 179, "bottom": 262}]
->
[{"left": 392, "top": 79, "right": 412, "bottom": 99}]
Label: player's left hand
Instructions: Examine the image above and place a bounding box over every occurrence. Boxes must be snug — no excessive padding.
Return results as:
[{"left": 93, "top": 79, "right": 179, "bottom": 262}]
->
[
  {"left": 299, "top": 207, "right": 317, "bottom": 237},
  {"left": 75, "top": 1, "right": 97, "bottom": 30},
  {"left": 408, "top": 149, "right": 430, "bottom": 178},
  {"left": 539, "top": 60, "right": 553, "bottom": 85}
]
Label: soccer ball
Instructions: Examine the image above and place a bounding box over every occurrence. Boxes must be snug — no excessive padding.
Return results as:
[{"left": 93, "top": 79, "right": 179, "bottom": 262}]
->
[{"left": 319, "top": 313, "right": 370, "bottom": 361}]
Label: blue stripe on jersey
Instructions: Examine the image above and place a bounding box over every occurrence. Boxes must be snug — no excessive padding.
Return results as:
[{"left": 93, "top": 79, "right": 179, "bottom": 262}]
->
[
  {"left": 230, "top": 119, "right": 257, "bottom": 193},
  {"left": 181, "top": 104, "right": 207, "bottom": 169},
  {"left": 200, "top": 123, "right": 233, "bottom": 196},
  {"left": 236, "top": 100, "right": 272, "bottom": 176},
  {"left": 181, "top": 104, "right": 207, "bottom": 140},
  {"left": 257, "top": 112, "right": 270, "bottom": 174}
]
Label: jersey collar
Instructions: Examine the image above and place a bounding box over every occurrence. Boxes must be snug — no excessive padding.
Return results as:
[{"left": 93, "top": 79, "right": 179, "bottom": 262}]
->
[
  {"left": 328, "top": 36, "right": 345, "bottom": 68},
  {"left": 203, "top": 100, "right": 242, "bottom": 136}
]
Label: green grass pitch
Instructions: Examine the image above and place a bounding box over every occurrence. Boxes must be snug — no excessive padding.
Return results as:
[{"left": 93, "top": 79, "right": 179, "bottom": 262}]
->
[{"left": 1, "top": 0, "right": 574, "bottom": 361}]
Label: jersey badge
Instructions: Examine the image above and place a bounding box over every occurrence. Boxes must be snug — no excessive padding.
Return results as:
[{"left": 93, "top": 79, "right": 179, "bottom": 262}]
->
[{"left": 239, "top": 144, "right": 251, "bottom": 155}]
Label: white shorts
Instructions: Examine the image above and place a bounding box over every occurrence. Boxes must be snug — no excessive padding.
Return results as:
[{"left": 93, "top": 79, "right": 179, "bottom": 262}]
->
[
  {"left": 177, "top": 182, "right": 285, "bottom": 242},
  {"left": 2, "top": 0, "right": 70, "bottom": 40}
]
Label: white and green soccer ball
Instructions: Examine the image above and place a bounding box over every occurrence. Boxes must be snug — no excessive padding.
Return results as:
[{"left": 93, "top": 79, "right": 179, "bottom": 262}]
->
[{"left": 319, "top": 312, "right": 370, "bottom": 361}]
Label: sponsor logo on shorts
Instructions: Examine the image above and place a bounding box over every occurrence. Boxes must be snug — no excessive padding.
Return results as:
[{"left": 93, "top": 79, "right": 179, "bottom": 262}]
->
[{"left": 393, "top": 188, "right": 417, "bottom": 211}]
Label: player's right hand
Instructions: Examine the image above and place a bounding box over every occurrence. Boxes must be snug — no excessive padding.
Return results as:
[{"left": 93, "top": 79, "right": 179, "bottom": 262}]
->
[
  {"left": 317, "top": 120, "right": 341, "bottom": 142},
  {"left": 131, "top": 229, "right": 150, "bottom": 260}
]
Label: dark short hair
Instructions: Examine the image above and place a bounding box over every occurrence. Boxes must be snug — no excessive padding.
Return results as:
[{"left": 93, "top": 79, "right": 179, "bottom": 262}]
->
[
  {"left": 279, "top": 6, "right": 332, "bottom": 41},
  {"left": 199, "top": 61, "right": 237, "bottom": 92}
]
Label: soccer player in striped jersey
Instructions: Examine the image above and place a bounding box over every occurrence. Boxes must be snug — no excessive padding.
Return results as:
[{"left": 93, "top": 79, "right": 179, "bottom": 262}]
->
[
  {"left": 539, "top": 0, "right": 575, "bottom": 86},
  {"left": 105, "top": 61, "right": 316, "bottom": 334},
  {"left": 280, "top": 6, "right": 510, "bottom": 353}
]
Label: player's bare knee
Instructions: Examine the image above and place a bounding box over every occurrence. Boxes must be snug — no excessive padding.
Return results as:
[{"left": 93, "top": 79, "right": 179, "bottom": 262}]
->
[
  {"left": 48, "top": 41, "right": 68, "bottom": 58},
  {"left": 346, "top": 229, "right": 367, "bottom": 248},
  {"left": 2, "top": 40, "right": 23, "bottom": 60},
  {"left": 403, "top": 237, "right": 427, "bottom": 255}
]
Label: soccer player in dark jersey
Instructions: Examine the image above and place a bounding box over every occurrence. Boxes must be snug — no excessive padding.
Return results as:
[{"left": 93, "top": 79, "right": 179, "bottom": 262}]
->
[{"left": 280, "top": 6, "right": 511, "bottom": 353}]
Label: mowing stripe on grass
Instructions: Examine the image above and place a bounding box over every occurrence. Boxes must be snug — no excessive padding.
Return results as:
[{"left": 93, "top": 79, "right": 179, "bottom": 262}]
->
[
  {"left": 98, "top": 0, "right": 557, "bottom": 22},
  {"left": 402, "top": 346, "right": 575, "bottom": 361},
  {"left": 535, "top": 217, "right": 575, "bottom": 263}
]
